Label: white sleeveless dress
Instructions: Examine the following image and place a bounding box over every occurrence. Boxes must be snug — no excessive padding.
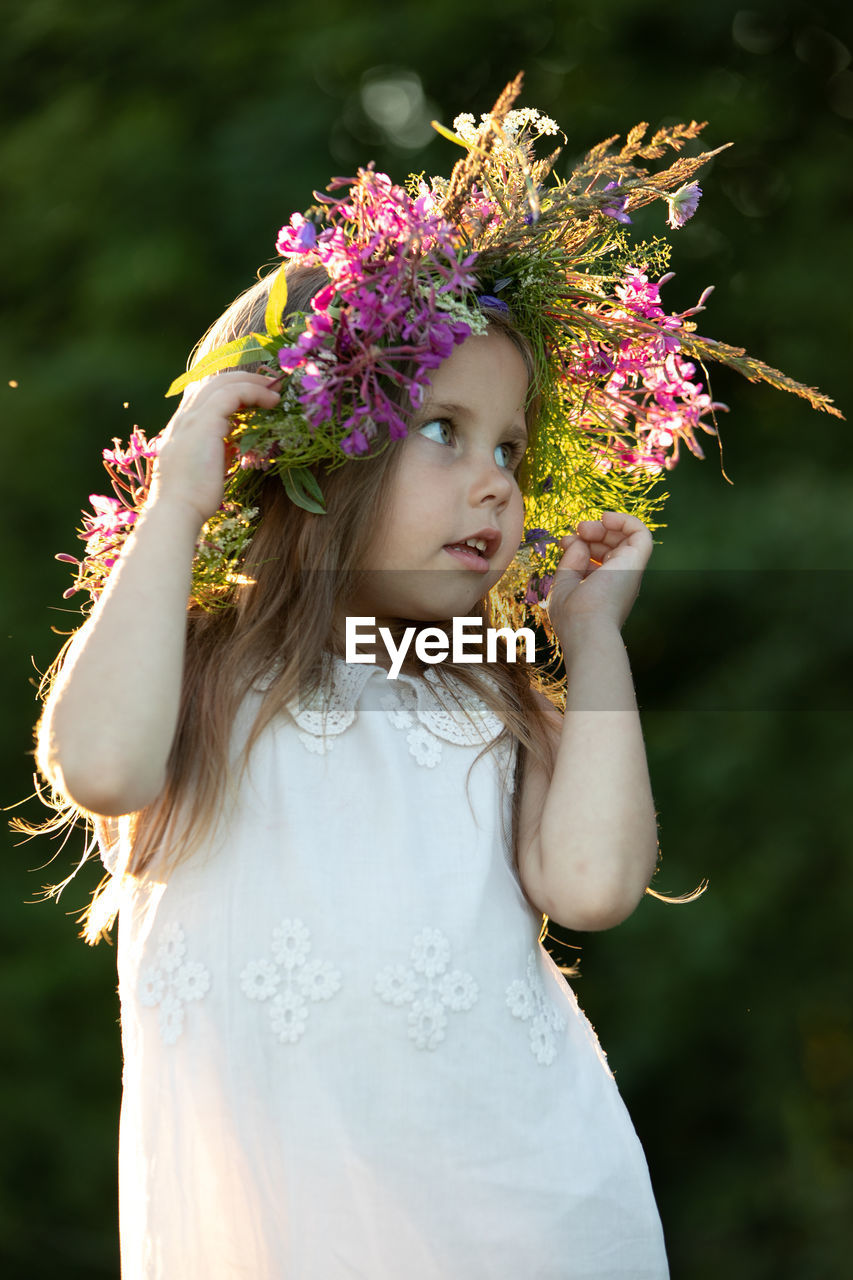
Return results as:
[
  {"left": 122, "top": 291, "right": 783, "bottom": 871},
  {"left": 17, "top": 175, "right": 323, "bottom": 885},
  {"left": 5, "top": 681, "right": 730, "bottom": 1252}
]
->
[{"left": 111, "top": 657, "right": 669, "bottom": 1279}]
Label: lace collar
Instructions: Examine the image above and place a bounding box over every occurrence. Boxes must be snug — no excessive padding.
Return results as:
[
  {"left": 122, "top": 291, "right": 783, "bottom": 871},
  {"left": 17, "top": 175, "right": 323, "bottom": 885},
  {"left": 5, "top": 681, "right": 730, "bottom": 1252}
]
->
[{"left": 287, "top": 655, "right": 505, "bottom": 749}]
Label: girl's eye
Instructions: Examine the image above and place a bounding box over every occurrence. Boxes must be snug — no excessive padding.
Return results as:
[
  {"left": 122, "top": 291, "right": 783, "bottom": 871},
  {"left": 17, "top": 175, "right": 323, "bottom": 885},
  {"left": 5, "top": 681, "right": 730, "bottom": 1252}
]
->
[
  {"left": 496, "top": 441, "right": 525, "bottom": 472},
  {"left": 418, "top": 418, "right": 453, "bottom": 446}
]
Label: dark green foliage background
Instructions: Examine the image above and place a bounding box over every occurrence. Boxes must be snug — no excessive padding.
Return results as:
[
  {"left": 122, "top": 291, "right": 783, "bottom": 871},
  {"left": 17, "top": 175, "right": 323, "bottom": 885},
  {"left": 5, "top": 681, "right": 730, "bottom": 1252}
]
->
[{"left": 2, "top": 0, "right": 851, "bottom": 1275}]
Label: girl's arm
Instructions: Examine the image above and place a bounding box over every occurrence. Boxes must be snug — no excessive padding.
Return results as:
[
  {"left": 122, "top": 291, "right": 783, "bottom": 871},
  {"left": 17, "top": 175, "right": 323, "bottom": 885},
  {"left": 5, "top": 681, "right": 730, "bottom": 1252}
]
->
[
  {"left": 38, "top": 373, "right": 281, "bottom": 816},
  {"left": 516, "top": 513, "right": 659, "bottom": 931}
]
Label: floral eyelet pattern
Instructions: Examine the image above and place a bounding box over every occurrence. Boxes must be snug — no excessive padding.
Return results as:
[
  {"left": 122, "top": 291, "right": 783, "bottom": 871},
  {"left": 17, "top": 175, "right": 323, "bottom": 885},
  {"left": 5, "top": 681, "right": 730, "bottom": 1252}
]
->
[
  {"left": 291, "top": 656, "right": 505, "bottom": 762},
  {"left": 139, "top": 923, "right": 211, "bottom": 1045},
  {"left": 506, "top": 950, "right": 566, "bottom": 1066},
  {"left": 379, "top": 685, "right": 444, "bottom": 767},
  {"left": 375, "top": 928, "right": 478, "bottom": 1050},
  {"left": 241, "top": 918, "right": 342, "bottom": 1044}
]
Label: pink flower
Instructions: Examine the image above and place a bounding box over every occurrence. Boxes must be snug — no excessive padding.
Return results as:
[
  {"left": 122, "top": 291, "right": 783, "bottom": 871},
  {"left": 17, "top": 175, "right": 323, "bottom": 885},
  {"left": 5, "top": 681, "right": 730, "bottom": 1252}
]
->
[
  {"left": 82, "top": 494, "right": 136, "bottom": 541},
  {"left": 276, "top": 213, "right": 319, "bottom": 255},
  {"left": 615, "top": 269, "right": 665, "bottom": 320},
  {"left": 269, "top": 168, "right": 478, "bottom": 456},
  {"left": 102, "top": 428, "right": 160, "bottom": 470}
]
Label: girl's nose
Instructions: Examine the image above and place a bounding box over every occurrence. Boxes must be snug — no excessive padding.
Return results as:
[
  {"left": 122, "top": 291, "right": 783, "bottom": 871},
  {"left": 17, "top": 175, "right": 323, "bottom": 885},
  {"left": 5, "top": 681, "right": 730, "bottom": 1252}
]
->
[{"left": 468, "top": 450, "right": 514, "bottom": 508}]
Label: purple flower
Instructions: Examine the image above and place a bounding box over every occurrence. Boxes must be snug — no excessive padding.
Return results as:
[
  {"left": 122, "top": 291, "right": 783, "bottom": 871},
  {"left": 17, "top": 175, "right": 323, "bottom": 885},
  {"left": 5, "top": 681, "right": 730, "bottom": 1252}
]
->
[
  {"left": 478, "top": 295, "right": 509, "bottom": 312},
  {"left": 522, "top": 527, "right": 555, "bottom": 557},
  {"left": 666, "top": 182, "right": 702, "bottom": 230},
  {"left": 601, "top": 181, "right": 631, "bottom": 225},
  {"left": 524, "top": 572, "right": 554, "bottom": 605},
  {"left": 340, "top": 428, "right": 370, "bottom": 455}
]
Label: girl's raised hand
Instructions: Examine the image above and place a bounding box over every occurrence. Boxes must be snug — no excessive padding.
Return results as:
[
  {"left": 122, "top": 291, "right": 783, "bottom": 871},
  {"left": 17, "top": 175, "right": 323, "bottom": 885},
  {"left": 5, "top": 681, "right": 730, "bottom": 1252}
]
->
[
  {"left": 151, "top": 372, "right": 281, "bottom": 528},
  {"left": 546, "top": 512, "right": 653, "bottom": 636}
]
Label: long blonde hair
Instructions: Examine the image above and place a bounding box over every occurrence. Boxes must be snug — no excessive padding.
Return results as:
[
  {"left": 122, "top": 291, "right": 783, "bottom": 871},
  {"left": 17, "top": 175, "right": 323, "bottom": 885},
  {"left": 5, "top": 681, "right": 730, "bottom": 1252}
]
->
[{"left": 32, "top": 263, "right": 563, "bottom": 941}]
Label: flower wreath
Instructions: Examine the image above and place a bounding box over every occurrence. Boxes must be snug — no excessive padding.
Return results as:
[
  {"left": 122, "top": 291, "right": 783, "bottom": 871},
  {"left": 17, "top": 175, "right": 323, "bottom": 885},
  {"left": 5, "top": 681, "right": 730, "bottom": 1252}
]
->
[{"left": 60, "top": 74, "right": 839, "bottom": 630}]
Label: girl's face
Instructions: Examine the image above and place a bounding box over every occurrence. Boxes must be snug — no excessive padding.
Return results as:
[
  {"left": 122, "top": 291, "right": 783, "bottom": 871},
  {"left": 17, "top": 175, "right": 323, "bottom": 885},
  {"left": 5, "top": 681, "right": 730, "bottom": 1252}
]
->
[{"left": 351, "top": 329, "right": 529, "bottom": 621}]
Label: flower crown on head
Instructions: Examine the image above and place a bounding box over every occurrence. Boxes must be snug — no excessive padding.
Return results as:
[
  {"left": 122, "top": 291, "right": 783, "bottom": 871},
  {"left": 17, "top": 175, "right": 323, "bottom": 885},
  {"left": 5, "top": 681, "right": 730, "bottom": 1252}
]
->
[{"left": 61, "top": 73, "right": 839, "bottom": 626}]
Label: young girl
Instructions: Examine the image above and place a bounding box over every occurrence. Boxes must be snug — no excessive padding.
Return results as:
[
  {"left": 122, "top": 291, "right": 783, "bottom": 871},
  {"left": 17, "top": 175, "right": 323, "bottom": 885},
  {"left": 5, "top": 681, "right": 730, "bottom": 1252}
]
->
[{"left": 33, "top": 85, "right": 832, "bottom": 1279}]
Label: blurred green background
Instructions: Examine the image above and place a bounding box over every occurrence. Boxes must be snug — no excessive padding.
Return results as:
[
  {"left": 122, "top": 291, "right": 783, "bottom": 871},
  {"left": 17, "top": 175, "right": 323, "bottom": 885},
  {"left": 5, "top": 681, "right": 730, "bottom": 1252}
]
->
[{"left": 2, "top": 0, "right": 851, "bottom": 1275}]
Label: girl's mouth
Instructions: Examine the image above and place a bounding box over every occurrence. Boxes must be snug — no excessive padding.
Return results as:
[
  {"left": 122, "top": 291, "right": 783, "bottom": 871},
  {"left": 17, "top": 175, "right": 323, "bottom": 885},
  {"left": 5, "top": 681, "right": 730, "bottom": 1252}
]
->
[{"left": 442, "top": 539, "right": 492, "bottom": 573}]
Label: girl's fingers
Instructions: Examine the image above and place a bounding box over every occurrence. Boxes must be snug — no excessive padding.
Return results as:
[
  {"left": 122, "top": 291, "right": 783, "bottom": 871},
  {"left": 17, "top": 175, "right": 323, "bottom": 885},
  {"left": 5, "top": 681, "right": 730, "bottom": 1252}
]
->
[
  {"left": 182, "top": 371, "right": 282, "bottom": 409},
  {"left": 576, "top": 514, "right": 652, "bottom": 549},
  {"left": 554, "top": 535, "right": 594, "bottom": 581}
]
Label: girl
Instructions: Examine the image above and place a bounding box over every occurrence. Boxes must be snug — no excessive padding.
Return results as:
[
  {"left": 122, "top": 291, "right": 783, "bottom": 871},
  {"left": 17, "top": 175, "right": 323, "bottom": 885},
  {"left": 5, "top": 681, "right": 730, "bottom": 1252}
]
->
[
  {"left": 33, "top": 86, "right": 828, "bottom": 1279},
  {"left": 42, "top": 301, "right": 665, "bottom": 1280}
]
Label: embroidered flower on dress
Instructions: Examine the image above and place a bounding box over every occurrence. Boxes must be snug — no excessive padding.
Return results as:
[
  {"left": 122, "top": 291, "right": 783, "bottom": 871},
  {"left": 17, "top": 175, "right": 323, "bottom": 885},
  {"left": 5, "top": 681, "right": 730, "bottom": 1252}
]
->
[
  {"left": 240, "top": 917, "right": 342, "bottom": 1045},
  {"left": 300, "top": 958, "right": 343, "bottom": 1001},
  {"left": 139, "top": 969, "right": 165, "bottom": 1006},
  {"left": 438, "top": 969, "right": 479, "bottom": 1012},
  {"left": 173, "top": 961, "right": 210, "bottom": 1002},
  {"left": 269, "top": 989, "right": 309, "bottom": 1044},
  {"left": 411, "top": 927, "right": 452, "bottom": 978},
  {"left": 139, "top": 923, "right": 211, "bottom": 1045},
  {"left": 297, "top": 730, "right": 334, "bottom": 755},
  {"left": 379, "top": 690, "right": 414, "bottom": 730},
  {"left": 271, "top": 918, "right": 311, "bottom": 969},
  {"left": 240, "top": 959, "right": 280, "bottom": 1001},
  {"left": 158, "top": 993, "right": 185, "bottom": 1043},
  {"left": 156, "top": 921, "right": 187, "bottom": 973},
  {"left": 405, "top": 724, "right": 442, "bottom": 768},
  {"left": 375, "top": 928, "right": 478, "bottom": 1050},
  {"left": 373, "top": 963, "right": 417, "bottom": 1006},
  {"left": 408, "top": 997, "right": 448, "bottom": 1051},
  {"left": 506, "top": 950, "right": 566, "bottom": 1066}
]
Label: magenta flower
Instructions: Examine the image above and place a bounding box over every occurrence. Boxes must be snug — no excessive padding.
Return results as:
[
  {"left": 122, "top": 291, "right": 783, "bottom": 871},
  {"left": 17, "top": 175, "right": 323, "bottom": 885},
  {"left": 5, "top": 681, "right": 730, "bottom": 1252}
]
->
[
  {"left": 276, "top": 213, "right": 320, "bottom": 256},
  {"left": 567, "top": 268, "right": 724, "bottom": 478},
  {"left": 614, "top": 269, "right": 666, "bottom": 320},
  {"left": 272, "top": 168, "right": 480, "bottom": 450},
  {"left": 666, "top": 182, "right": 702, "bottom": 230},
  {"left": 82, "top": 494, "right": 136, "bottom": 541},
  {"left": 102, "top": 428, "right": 160, "bottom": 468}
]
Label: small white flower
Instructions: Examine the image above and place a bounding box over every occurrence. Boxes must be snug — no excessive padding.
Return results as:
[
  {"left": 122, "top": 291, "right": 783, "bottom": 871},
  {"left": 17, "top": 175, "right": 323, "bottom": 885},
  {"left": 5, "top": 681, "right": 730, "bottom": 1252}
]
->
[
  {"left": 375, "top": 963, "right": 417, "bottom": 1006},
  {"left": 439, "top": 969, "right": 478, "bottom": 1012},
  {"left": 529, "top": 1015, "right": 558, "bottom": 1066},
  {"left": 452, "top": 112, "right": 477, "bottom": 143},
  {"left": 408, "top": 997, "right": 448, "bottom": 1050},
  {"left": 139, "top": 967, "right": 165, "bottom": 1007},
  {"left": 158, "top": 993, "right": 185, "bottom": 1046},
  {"left": 411, "top": 928, "right": 451, "bottom": 978},
  {"left": 173, "top": 961, "right": 210, "bottom": 1003},
  {"left": 506, "top": 951, "right": 566, "bottom": 1065},
  {"left": 380, "top": 692, "right": 414, "bottom": 730},
  {"left": 271, "top": 919, "right": 311, "bottom": 969},
  {"left": 300, "top": 959, "right": 342, "bottom": 1002},
  {"left": 270, "top": 989, "right": 309, "bottom": 1044},
  {"left": 156, "top": 922, "right": 186, "bottom": 973},
  {"left": 506, "top": 978, "right": 535, "bottom": 1019},
  {"left": 406, "top": 725, "right": 441, "bottom": 768},
  {"left": 240, "top": 959, "right": 280, "bottom": 1001}
]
